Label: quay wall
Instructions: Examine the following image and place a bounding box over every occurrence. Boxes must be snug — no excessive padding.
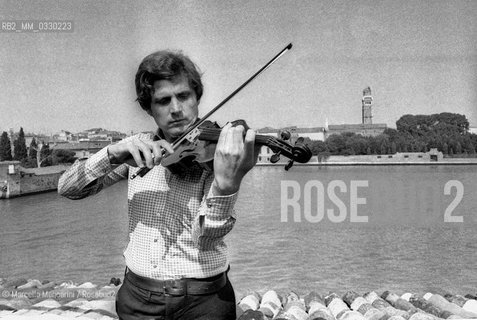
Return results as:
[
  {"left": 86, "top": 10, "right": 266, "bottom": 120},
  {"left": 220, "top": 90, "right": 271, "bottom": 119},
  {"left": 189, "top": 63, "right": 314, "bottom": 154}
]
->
[
  {"left": 19, "top": 171, "right": 65, "bottom": 195},
  {"left": 0, "top": 161, "right": 69, "bottom": 198},
  {"left": 257, "top": 154, "right": 477, "bottom": 166}
]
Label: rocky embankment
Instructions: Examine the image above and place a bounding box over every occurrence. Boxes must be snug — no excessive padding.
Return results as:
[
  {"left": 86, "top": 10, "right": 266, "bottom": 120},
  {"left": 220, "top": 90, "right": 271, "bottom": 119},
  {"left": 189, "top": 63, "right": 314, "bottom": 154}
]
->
[
  {"left": 236, "top": 290, "right": 477, "bottom": 320},
  {"left": 1, "top": 277, "right": 477, "bottom": 319},
  {"left": 0, "top": 277, "right": 120, "bottom": 319}
]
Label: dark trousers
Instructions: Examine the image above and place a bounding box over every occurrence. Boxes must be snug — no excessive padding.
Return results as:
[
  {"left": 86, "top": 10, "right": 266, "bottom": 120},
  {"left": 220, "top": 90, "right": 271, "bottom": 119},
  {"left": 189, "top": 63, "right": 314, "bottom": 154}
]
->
[{"left": 115, "top": 272, "right": 236, "bottom": 320}]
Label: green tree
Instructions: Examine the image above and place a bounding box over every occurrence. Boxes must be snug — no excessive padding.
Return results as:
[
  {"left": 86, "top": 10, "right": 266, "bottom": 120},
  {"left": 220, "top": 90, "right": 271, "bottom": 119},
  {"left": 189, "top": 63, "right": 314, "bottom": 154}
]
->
[
  {"left": 462, "top": 137, "right": 475, "bottom": 154},
  {"left": 380, "top": 142, "right": 387, "bottom": 155},
  {"left": 52, "top": 149, "right": 77, "bottom": 164},
  {"left": 326, "top": 134, "right": 346, "bottom": 155},
  {"left": 397, "top": 113, "right": 469, "bottom": 136},
  {"left": 0, "top": 131, "right": 13, "bottom": 161},
  {"left": 470, "top": 144, "right": 476, "bottom": 155},
  {"left": 29, "top": 138, "right": 38, "bottom": 160},
  {"left": 442, "top": 142, "right": 449, "bottom": 155},
  {"left": 40, "top": 143, "right": 52, "bottom": 167},
  {"left": 21, "top": 138, "right": 40, "bottom": 168},
  {"left": 13, "top": 127, "right": 28, "bottom": 161},
  {"left": 395, "top": 112, "right": 470, "bottom": 155},
  {"left": 390, "top": 142, "right": 397, "bottom": 154},
  {"left": 346, "top": 134, "right": 369, "bottom": 155},
  {"left": 470, "top": 134, "right": 477, "bottom": 153},
  {"left": 455, "top": 141, "right": 462, "bottom": 154},
  {"left": 308, "top": 140, "right": 327, "bottom": 156}
]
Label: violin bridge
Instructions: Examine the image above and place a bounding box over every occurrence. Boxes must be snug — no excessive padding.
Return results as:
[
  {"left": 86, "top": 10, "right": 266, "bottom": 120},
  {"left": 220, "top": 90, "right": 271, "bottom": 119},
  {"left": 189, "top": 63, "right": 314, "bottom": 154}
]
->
[{"left": 184, "top": 127, "right": 201, "bottom": 143}]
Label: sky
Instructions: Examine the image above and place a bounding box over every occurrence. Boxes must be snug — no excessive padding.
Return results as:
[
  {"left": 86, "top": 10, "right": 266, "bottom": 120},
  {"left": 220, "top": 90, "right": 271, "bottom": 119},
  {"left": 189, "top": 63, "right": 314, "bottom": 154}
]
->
[{"left": 0, "top": 0, "right": 476, "bottom": 135}]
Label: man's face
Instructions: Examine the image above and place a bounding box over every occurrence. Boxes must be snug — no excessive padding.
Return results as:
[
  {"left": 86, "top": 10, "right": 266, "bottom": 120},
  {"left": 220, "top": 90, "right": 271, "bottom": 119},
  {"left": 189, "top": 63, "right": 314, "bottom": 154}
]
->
[{"left": 148, "top": 75, "right": 199, "bottom": 142}]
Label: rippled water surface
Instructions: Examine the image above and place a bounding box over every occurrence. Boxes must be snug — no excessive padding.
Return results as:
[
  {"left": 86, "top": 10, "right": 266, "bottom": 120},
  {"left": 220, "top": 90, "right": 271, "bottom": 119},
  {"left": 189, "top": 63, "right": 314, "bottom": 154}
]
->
[{"left": 1, "top": 165, "right": 476, "bottom": 298}]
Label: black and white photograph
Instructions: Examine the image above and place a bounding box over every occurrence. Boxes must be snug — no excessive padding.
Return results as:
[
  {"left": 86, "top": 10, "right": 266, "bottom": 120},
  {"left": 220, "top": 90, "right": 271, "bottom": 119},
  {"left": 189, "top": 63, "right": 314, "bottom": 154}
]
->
[{"left": 0, "top": 1, "right": 476, "bottom": 319}]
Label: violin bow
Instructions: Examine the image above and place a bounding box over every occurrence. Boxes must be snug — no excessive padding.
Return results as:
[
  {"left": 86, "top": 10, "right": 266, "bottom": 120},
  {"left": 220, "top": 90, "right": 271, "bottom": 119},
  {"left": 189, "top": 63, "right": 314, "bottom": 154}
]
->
[{"left": 131, "top": 43, "right": 293, "bottom": 179}]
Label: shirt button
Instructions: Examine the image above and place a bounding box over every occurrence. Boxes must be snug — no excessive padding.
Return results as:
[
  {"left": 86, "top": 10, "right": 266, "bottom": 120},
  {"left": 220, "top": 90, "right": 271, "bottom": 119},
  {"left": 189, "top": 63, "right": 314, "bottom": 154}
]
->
[{"left": 154, "top": 239, "right": 158, "bottom": 242}]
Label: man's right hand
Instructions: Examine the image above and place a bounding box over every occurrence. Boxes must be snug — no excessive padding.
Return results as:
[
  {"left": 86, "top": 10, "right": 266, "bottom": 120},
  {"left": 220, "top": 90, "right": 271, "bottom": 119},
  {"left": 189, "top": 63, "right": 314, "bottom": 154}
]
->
[{"left": 107, "top": 138, "right": 174, "bottom": 168}]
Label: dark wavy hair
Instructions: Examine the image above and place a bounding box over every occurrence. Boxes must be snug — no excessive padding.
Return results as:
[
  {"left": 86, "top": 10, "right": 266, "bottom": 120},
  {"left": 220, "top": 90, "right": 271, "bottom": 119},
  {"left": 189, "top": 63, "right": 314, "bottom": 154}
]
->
[{"left": 135, "top": 50, "right": 203, "bottom": 111}]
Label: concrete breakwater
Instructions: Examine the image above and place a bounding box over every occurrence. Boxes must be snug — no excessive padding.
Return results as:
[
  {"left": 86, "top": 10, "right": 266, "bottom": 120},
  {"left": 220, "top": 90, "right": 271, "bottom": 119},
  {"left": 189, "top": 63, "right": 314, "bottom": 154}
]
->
[{"left": 1, "top": 277, "right": 477, "bottom": 320}]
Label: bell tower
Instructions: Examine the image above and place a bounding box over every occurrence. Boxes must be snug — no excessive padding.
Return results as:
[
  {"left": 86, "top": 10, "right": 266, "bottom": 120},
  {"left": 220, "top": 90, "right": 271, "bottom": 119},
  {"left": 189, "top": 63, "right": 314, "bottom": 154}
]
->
[{"left": 362, "top": 86, "right": 373, "bottom": 124}]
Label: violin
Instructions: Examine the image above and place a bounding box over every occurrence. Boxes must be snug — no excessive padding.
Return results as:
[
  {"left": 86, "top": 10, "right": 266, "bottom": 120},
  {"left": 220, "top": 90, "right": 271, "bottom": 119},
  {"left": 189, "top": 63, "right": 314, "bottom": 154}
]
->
[
  {"left": 131, "top": 42, "right": 312, "bottom": 179},
  {"left": 159, "top": 119, "right": 312, "bottom": 175}
]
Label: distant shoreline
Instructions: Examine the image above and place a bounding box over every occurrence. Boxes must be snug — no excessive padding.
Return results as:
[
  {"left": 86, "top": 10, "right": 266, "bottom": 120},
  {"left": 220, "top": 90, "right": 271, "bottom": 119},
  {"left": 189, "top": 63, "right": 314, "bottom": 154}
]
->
[
  {"left": 258, "top": 162, "right": 477, "bottom": 166},
  {"left": 257, "top": 157, "right": 477, "bottom": 166}
]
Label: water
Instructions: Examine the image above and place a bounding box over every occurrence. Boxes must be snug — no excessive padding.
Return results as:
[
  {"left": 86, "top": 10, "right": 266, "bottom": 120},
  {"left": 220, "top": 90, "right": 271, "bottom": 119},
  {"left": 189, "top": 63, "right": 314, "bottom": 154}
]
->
[{"left": 0, "top": 165, "right": 476, "bottom": 298}]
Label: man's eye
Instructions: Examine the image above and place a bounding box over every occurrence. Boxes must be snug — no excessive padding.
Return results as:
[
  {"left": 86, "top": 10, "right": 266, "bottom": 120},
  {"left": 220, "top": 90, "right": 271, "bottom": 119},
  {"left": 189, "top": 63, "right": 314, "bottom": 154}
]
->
[
  {"left": 178, "top": 93, "right": 190, "bottom": 101},
  {"left": 157, "top": 98, "right": 170, "bottom": 105}
]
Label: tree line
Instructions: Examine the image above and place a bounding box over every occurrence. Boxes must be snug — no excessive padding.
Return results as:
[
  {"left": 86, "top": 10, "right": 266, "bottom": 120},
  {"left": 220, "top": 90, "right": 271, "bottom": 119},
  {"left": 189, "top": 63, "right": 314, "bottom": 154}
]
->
[
  {"left": 0, "top": 128, "right": 77, "bottom": 167},
  {"left": 304, "top": 112, "right": 476, "bottom": 158}
]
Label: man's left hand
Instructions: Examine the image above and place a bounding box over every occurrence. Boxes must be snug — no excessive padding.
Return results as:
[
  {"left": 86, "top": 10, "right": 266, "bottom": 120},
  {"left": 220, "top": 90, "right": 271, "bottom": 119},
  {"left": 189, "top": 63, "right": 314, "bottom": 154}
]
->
[{"left": 212, "top": 123, "right": 260, "bottom": 196}]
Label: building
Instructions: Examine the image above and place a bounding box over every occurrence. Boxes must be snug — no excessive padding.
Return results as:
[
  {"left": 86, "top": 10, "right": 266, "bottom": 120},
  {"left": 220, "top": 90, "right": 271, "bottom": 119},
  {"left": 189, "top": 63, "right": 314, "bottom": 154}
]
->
[
  {"left": 326, "top": 123, "right": 387, "bottom": 137},
  {"left": 81, "top": 128, "right": 127, "bottom": 142},
  {"left": 59, "top": 130, "right": 73, "bottom": 141},
  {"left": 50, "top": 140, "right": 111, "bottom": 159},
  {"left": 316, "top": 148, "right": 445, "bottom": 164},
  {"left": 326, "top": 87, "right": 387, "bottom": 138},
  {"left": 362, "top": 86, "right": 373, "bottom": 124}
]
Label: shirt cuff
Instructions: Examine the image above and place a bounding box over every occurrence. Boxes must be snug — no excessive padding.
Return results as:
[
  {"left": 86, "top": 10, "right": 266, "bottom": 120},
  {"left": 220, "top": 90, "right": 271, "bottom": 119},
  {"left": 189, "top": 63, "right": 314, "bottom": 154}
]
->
[
  {"left": 204, "top": 187, "right": 238, "bottom": 217},
  {"left": 85, "top": 147, "right": 113, "bottom": 177}
]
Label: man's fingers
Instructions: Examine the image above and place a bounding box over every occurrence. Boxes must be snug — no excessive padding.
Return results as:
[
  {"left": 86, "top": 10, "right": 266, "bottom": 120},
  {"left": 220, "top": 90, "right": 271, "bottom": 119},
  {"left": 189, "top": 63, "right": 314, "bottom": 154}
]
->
[
  {"left": 217, "top": 123, "right": 232, "bottom": 153},
  {"left": 150, "top": 144, "right": 163, "bottom": 165},
  {"left": 148, "top": 140, "right": 173, "bottom": 165},
  {"left": 133, "top": 140, "right": 154, "bottom": 168},
  {"left": 128, "top": 145, "right": 145, "bottom": 168},
  {"left": 223, "top": 125, "right": 244, "bottom": 155},
  {"left": 159, "top": 140, "right": 174, "bottom": 155},
  {"left": 109, "top": 137, "right": 174, "bottom": 168},
  {"left": 244, "top": 129, "right": 256, "bottom": 160}
]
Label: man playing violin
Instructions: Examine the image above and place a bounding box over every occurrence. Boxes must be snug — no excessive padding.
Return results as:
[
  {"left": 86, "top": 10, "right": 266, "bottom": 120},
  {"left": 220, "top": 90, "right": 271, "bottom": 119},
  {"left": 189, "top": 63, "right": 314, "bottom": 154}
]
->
[{"left": 58, "top": 50, "right": 260, "bottom": 319}]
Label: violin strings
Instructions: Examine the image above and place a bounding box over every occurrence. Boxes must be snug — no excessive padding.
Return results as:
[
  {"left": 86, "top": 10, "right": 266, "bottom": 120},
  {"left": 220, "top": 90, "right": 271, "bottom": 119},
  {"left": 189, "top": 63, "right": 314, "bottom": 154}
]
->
[
  {"left": 196, "top": 127, "right": 305, "bottom": 160},
  {"left": 199, "top": 128, "right": 276, "bottom": 145}
]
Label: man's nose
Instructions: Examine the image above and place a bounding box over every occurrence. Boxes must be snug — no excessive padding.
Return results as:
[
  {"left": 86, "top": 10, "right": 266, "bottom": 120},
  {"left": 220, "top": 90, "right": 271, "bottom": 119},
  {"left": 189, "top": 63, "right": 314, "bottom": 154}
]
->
[{"left": 170, "top": 97, "right": 183, "bottom": 113}]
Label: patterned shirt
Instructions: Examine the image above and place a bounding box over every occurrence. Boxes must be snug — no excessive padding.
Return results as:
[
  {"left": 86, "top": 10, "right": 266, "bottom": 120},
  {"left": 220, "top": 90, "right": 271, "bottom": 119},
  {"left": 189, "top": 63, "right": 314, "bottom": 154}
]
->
[{"left": 58, "top": 132, "right": 238, "bottom": 280}]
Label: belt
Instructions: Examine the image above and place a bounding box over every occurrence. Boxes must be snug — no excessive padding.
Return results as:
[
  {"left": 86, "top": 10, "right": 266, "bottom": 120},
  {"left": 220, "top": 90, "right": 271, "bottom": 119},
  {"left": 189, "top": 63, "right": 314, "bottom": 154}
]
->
[{"left": 125, "top": 269, "right": 227, "bottom": 296}]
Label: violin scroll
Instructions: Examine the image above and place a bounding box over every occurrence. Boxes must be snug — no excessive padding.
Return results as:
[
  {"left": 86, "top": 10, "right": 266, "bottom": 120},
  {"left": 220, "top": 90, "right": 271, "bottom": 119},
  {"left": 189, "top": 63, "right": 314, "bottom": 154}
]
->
[{"left": 284, "top": 137, "right": 312, "bottom": 170}]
